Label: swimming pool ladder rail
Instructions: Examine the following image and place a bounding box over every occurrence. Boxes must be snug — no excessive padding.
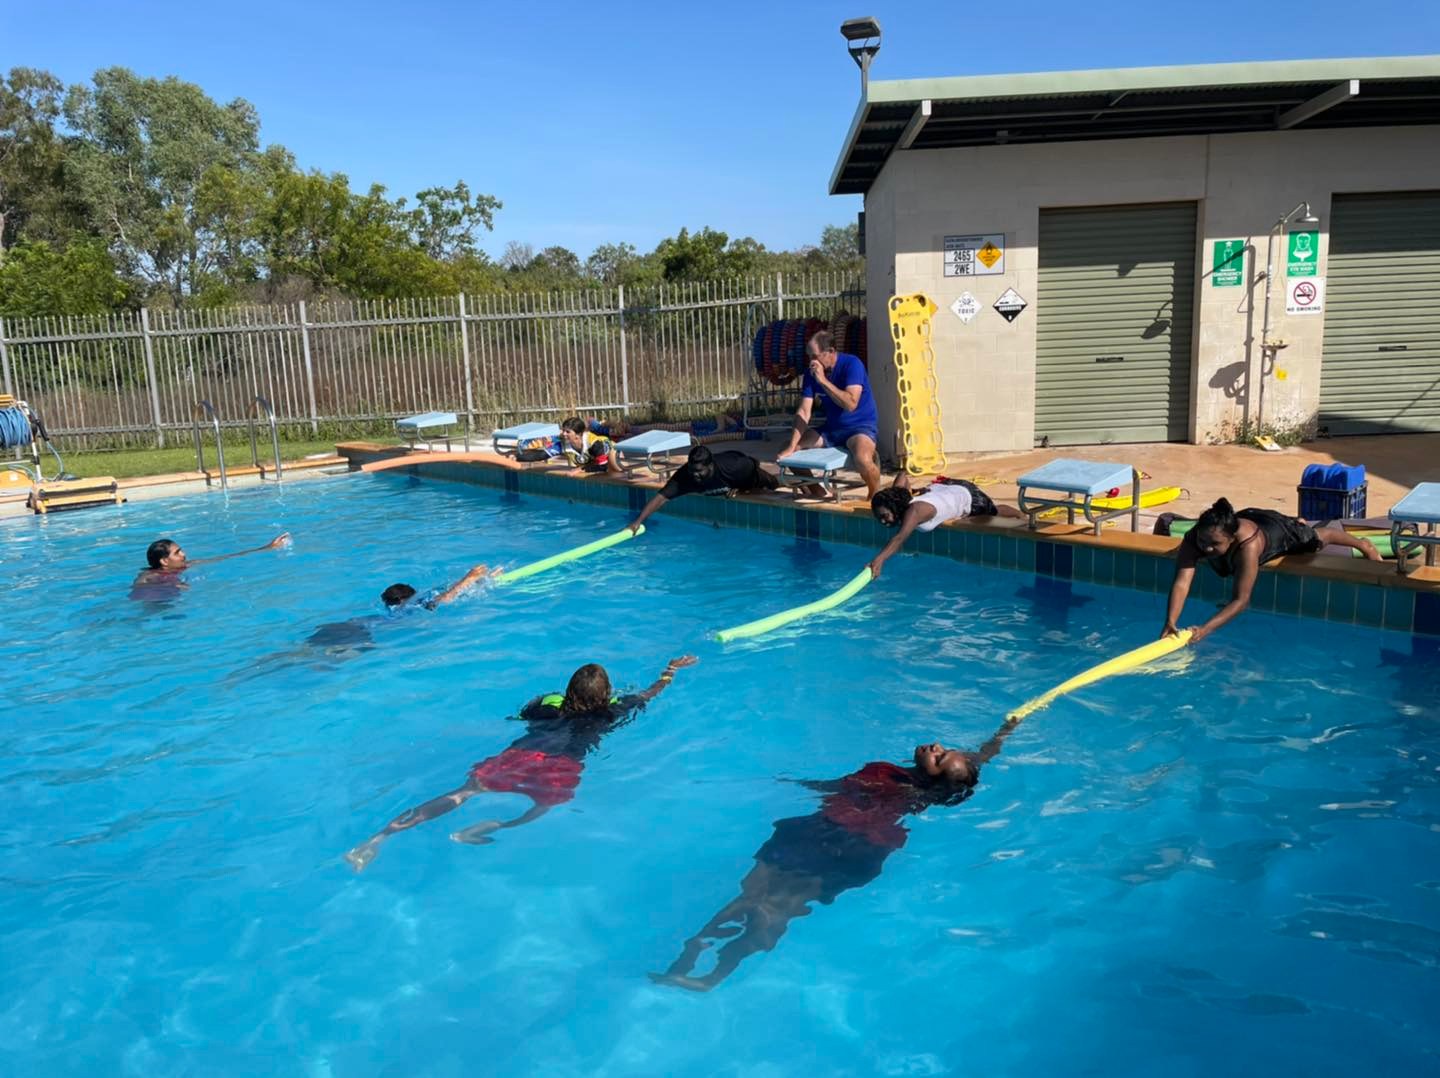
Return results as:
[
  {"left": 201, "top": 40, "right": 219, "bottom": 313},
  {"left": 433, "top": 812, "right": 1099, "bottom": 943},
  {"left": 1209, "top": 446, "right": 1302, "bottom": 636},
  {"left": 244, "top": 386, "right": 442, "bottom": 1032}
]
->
[
  {"left": 249, "top": 395, "right": 283, "bottom": 482},
  {"left": 191, "top": 400, "right": 227, "bottom": 491}
]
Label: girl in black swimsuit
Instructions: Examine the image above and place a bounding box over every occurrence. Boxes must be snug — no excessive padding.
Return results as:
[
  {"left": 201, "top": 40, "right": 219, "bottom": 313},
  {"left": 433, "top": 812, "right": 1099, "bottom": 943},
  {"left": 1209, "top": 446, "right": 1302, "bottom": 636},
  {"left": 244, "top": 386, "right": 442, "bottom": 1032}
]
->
[{"left": 1163, "top": 497, "right": 1379, "bottom": 642}]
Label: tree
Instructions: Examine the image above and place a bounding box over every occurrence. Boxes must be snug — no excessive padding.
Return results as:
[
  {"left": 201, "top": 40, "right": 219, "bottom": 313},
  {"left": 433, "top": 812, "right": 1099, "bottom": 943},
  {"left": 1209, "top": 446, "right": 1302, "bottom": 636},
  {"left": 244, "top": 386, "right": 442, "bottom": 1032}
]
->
[
  {"left": 0, "top": 239, "right": 129, "bottom": 316},
  {"left": 500, "top": 241, "right": 534, "bottom": 272},
  {"left": 63, "top": 67, "right": 261, "bottom": 304},
  {"left": 404, "top": 181, "right": 500, "bottom": 260},
  {"left": 0, "top": 68, "right": 77, "bottom": 256},
  {"left": 819, "top": 222, "right": 861, "bottom": 268},
  {"left": 654, "top": 227, "right": 761, "bottom": 282}
]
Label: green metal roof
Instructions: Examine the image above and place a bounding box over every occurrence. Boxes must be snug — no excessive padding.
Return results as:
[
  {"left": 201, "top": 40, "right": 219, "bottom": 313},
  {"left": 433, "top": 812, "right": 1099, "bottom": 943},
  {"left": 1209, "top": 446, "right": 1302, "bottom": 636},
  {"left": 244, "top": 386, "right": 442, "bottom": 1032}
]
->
[{"left": 831, "top": 55, "right": 1440, "bottom": 195}]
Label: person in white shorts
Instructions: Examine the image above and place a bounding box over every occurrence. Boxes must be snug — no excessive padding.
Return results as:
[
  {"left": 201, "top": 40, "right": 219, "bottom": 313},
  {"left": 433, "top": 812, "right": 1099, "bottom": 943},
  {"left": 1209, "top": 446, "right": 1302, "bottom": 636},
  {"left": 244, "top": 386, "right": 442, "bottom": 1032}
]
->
[{"left": 867, "top": 474, "right": 1022, "bottom": 578}]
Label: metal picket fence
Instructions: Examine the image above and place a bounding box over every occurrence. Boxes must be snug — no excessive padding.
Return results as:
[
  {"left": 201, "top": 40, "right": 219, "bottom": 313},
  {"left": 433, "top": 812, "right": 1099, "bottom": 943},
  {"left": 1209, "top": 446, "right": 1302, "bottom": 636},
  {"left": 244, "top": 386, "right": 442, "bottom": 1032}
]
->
[{"left": 0, "top": 272, "right": 864, "bottom": 448}]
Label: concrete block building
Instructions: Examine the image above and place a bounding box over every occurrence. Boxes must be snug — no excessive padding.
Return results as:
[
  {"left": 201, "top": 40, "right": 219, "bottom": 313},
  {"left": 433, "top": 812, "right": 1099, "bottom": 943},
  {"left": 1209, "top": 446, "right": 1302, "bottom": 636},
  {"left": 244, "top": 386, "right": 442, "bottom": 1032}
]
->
[{"left": 832, "top": 57, "right": 1440, "bottom": 456}]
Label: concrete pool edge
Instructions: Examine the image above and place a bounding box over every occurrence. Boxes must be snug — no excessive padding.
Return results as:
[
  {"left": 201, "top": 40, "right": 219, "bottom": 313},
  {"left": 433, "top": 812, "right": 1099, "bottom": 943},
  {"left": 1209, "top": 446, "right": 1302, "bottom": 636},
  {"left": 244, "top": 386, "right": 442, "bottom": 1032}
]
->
[{"left": 335, "top": 445, "right": 1440, "bottom": 639}]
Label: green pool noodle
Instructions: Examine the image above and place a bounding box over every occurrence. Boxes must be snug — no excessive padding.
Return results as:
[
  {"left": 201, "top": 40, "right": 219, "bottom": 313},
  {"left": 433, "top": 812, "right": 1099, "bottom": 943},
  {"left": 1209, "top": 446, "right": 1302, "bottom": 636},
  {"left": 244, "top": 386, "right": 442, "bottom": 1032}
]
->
[
  {"left": 716, "top": 567, "right": 874, "bottom": 643},
  {"left": 1167, "top": 518, "right": 1393, "bottom": 558},
  {"left": 495, "top": 526, "right": 643, "bottom": 585}
]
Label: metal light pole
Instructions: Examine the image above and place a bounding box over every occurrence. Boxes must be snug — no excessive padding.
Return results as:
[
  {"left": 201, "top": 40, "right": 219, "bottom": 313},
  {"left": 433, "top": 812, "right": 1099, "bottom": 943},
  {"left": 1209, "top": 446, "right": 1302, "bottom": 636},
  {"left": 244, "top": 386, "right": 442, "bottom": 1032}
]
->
[{"left": 840, "top": 17, "right": 882, "bottom": 93}]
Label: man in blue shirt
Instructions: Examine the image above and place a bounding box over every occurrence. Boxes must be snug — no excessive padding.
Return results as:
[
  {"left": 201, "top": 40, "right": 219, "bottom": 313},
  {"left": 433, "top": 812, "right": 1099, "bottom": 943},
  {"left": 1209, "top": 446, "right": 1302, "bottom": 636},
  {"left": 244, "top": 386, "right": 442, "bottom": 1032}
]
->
[{"left": 782, "top": 330, "right": 882, "bottom": 498}]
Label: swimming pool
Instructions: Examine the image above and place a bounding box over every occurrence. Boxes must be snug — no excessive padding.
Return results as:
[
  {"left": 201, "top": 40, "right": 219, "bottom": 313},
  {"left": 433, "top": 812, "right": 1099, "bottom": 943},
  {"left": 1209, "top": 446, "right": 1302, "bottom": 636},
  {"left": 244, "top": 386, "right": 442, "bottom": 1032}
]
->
[{"left": 2, "top": 473, "right": 1437, "bottom": 1076}]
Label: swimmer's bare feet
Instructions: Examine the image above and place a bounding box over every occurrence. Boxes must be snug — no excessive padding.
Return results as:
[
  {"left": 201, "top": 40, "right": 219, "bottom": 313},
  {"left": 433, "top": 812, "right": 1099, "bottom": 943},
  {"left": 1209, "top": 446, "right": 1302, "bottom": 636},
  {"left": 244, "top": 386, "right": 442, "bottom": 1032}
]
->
[
  {"left": 450, "top": 821, "right": 501, "bottom": 845},
  {"left": 344, "top": 839, "right": 380, "bottom": 872},
  {"left": 647, "top": 972, "right": 715, "bottom": 993}
]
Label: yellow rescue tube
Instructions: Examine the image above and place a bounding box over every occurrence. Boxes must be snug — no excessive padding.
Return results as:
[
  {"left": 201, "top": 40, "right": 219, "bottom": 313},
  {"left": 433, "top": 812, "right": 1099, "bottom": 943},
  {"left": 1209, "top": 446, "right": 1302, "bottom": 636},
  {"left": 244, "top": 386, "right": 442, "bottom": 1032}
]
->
[{"left": 1007, "top": 631, "right": 1192, "bottom": 722}]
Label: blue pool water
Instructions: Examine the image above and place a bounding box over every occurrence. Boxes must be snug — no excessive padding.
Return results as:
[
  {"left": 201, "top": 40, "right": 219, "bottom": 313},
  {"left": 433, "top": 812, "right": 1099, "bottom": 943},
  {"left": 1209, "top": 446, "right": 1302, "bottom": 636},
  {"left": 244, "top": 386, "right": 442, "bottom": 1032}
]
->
[{"left": 2, "top": 474, "right": 1438, "bottom": 1077}]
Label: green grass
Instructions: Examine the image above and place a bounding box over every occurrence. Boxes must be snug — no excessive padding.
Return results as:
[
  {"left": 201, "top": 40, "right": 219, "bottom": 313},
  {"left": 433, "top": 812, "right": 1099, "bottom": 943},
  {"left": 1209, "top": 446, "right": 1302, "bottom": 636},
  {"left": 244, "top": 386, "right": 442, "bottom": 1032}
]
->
[{"left": 47, "top": 439, "right": 380, "bottom": 480}]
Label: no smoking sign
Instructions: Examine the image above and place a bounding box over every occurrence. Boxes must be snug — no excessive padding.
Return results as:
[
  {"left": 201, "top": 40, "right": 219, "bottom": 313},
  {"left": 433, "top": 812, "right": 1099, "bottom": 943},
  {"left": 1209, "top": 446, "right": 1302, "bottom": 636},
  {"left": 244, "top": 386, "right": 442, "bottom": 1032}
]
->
[{"left": 1285, "top": 275, "right": 1325, "bottom": 316}]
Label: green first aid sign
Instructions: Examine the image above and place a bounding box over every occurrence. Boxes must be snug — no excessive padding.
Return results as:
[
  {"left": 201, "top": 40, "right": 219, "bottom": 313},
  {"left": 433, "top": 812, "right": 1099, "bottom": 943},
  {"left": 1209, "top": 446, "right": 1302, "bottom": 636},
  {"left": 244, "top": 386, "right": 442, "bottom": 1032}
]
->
[
  {"left": 1287, "top": 230, "right": 1319, "bottom": 277},
  {"left": 1212, "top": 239, "right": 1244, "bottom": 287}
]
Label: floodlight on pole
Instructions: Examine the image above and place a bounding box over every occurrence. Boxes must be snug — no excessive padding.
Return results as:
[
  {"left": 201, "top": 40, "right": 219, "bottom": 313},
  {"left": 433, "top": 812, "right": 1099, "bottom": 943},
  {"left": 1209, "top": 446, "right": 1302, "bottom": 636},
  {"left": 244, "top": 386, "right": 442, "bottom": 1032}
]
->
[{"left": 840, "top": 17, "right": 882, "bottom": 93}]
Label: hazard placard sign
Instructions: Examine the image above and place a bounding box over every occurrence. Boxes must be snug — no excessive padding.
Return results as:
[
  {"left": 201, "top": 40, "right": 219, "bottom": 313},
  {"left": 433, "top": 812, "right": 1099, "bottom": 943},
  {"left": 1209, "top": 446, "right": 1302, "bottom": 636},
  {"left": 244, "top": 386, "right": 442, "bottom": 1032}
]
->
[{"left": 943, "top": 234, "right": 1005, "bottom": 277}]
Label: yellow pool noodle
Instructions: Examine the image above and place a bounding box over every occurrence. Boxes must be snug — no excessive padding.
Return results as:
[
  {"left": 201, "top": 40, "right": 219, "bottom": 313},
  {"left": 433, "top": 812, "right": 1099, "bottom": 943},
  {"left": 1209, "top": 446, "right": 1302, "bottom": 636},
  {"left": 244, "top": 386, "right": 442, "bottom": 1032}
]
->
[{"left": 1006, "top": 631, "right": 1193, "bottom": 722}]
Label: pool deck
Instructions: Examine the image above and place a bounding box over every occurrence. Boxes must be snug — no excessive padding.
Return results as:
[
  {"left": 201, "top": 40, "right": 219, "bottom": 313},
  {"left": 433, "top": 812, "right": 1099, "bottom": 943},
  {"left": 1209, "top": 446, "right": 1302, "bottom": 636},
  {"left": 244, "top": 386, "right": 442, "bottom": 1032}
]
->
[
  {"left": 0, "top": 454, "right": 350, "bottom": 519},
  {"left": 335, "top": 436, "right": 1440, "bottom": 639}
]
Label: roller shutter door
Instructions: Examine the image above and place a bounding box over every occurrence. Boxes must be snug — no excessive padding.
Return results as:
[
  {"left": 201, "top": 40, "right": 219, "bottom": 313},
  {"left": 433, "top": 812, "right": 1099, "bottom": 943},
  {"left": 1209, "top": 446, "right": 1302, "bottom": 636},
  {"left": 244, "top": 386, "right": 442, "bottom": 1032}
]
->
[
  {"left": 1319, "top": 191, "right": 1440, "bottom": 436},
  {"left": 1036, "top": 202, "right": 1197, "bottom": 444}
]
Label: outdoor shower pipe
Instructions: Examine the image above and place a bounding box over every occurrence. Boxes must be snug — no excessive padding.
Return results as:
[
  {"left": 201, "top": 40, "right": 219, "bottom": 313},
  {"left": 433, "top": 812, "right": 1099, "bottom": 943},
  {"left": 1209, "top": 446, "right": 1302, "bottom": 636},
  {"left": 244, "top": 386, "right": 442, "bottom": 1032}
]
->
[
  {"left": 1260, "top": 201, "right": 1319, "bottom": 352},
  {"left": 1257, "top": 201, "right": 1319, "bottom": 427}
]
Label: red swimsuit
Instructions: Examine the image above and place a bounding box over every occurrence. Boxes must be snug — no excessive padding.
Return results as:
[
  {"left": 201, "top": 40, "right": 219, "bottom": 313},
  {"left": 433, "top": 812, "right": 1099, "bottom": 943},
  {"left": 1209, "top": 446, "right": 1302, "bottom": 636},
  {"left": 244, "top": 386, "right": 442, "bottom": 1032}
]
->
[{"left": 468, "top": 748, "right": 584, "bottom": 807}]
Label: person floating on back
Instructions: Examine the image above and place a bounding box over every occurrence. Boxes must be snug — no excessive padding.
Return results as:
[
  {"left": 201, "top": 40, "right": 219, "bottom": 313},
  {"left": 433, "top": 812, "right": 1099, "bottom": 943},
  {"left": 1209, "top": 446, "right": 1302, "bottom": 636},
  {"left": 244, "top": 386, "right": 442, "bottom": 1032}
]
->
[
  {"left": 343, "top": 655, "right": 698, "bottom": 872},
  {"left": 651, "top": 718, "right": 1020, "bottom": 992},
  {"left": 129, "top": 532, "right": 291, "bottom": 601},
  {"left": 782, "top": 331, "right": 882, "bottom": 499},
  {"left": 627, "top": 446, "right": 779, "bottom": 533},
  {"left": 867, "top": 474, "right": 1023, "bottom": 578},
  {"left": 1161, "top": 496, "right": 1379, "bottom": 643}
]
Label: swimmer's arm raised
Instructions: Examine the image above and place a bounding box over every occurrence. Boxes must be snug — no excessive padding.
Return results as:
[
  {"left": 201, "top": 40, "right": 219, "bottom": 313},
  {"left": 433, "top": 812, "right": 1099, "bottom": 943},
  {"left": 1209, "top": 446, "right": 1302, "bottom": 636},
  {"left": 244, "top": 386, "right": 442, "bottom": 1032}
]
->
[
  {"left": 428, "top": 563, "right": 495, "bottom": 607},
  {"left": 189, "top": 532, "right": 291, "bottom": 566},
  {"left": 634, "top": 655, "right": 698, "bottom": 703}
]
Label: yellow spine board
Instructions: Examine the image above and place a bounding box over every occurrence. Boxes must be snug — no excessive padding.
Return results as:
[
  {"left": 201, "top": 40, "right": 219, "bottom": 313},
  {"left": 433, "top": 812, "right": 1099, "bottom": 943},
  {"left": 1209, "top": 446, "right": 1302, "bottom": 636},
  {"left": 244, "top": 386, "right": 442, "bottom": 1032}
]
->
[{"left": 887, "top": 293, "right": 946, "bottom": 476}]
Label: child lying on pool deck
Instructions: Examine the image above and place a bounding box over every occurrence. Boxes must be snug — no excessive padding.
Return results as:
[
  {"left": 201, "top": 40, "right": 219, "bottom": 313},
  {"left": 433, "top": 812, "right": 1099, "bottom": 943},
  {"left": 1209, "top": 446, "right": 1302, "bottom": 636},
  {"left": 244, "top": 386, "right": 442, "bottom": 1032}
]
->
[
  {"left": 343, "top": 655, "right": 698, "bottom": 872},
  {"left": 866, "top": 474, "right": 1022, "bottom": 578}
]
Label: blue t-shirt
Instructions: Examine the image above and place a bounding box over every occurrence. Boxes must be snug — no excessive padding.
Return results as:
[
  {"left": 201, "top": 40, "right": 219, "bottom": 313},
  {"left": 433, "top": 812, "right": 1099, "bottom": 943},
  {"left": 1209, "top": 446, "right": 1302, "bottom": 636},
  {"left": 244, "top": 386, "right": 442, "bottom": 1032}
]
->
[{"left": 802, "top": 353, "right": 878, "bottom": 436}]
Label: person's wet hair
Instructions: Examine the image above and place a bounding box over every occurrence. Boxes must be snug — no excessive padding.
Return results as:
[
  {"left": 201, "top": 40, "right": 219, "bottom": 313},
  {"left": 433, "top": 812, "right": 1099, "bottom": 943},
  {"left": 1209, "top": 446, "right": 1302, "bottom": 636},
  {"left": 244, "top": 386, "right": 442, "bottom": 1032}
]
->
[
  {"left": 563, "top": 663, "right": 612, "bottom": 715},
  {"left": 146, "top": 539, "right": 178, "bottom": 569},
  {"left": 561, "top": 417, "right": 586, "bottom": 436},
  {"left": 1196, "top": 497, "right": 1240, "bottom": 538},
  {"left": 871, "top": 487, "right": 913, "bottom": 526},
  {"left": 381, "top": 583, "right": 417, "bottom": 608},
  {"left": 686, "top": 445, "right": 714, "bottom": 476}
]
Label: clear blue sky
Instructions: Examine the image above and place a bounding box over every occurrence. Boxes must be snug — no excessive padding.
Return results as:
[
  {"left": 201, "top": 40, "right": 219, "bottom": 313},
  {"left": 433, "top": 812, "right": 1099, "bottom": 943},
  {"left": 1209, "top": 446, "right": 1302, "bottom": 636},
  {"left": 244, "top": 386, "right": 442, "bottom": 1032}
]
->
[{"left": 6, "top": 1, "right": 1437, "bottom": 260}]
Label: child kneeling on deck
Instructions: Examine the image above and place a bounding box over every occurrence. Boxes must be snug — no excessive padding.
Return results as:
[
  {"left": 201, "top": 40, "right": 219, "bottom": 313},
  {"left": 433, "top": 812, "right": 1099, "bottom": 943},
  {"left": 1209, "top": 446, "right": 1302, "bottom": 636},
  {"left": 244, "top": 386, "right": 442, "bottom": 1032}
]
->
[{"left": 867, "top": 474, "right": 1022, "bottom": 578}]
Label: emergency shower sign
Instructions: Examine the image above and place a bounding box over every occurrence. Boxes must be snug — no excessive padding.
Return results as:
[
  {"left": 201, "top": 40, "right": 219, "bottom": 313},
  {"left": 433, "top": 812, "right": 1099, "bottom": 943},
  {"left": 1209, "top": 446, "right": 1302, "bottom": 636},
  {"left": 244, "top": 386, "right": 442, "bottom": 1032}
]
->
[
  {"left": 1212, "top": 239, "right": 1244, "bottom": 287},
  {"left": 944, "top": 234, "right": 1005, "bottom": 277},
  {"left": 1287, "top": 230, "right": 1319, "bottom": 277}
]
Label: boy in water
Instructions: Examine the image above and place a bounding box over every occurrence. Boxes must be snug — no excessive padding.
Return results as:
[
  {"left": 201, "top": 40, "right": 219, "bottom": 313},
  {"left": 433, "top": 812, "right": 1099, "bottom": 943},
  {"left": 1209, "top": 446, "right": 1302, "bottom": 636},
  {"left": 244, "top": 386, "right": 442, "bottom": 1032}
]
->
[
  {"left": 651, "top": 717, "right": 1019, "bottom": 992},
  {"left": 867, "top": 474, "right": 1021, "bottom": 578},
  {"left": 300, "top": 564, "right": 496, "bottom": 654},
  {"left": 344, "top": 655, "right": 697, "bottom": 871},
  {"left": 129, "top": 532, "right": 291, "bottom": 601}
]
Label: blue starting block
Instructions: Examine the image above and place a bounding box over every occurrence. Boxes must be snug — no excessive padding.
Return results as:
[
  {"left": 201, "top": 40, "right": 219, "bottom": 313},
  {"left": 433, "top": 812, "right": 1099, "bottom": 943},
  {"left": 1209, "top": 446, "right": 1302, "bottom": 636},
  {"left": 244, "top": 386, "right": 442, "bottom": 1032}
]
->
[
  {"left": 616, "top": 430, "right": 692, "bottom": 478},
  {"left": 491, "top": 421, "right": 560, "bottom": 458},
  {"left": 777, "top": 446, "right": 852, "bottom": 502},
  {"left": 1390, "top": 482, "right": 1440, "bottom": 573},
  {"left": 396, "top": 411, "right": 466, "bottom": 451},
  {"left": 1017, "top": 458, "right": 1140, "bottom": 535}
]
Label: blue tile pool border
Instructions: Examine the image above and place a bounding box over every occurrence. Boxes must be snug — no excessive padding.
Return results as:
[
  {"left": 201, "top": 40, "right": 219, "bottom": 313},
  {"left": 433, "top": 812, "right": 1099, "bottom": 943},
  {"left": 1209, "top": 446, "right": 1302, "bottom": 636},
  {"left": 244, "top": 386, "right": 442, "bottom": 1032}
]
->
[{"left": 357, "top": 455, "right": 1440, "bottom": 639}]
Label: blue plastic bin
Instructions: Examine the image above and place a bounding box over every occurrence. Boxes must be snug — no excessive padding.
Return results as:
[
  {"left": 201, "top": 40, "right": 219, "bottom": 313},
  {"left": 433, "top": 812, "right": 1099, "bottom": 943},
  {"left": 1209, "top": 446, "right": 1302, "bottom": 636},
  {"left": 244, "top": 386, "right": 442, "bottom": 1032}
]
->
[{"left": 1298, "top": 462, "right": 1367, "bottom": 521}]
